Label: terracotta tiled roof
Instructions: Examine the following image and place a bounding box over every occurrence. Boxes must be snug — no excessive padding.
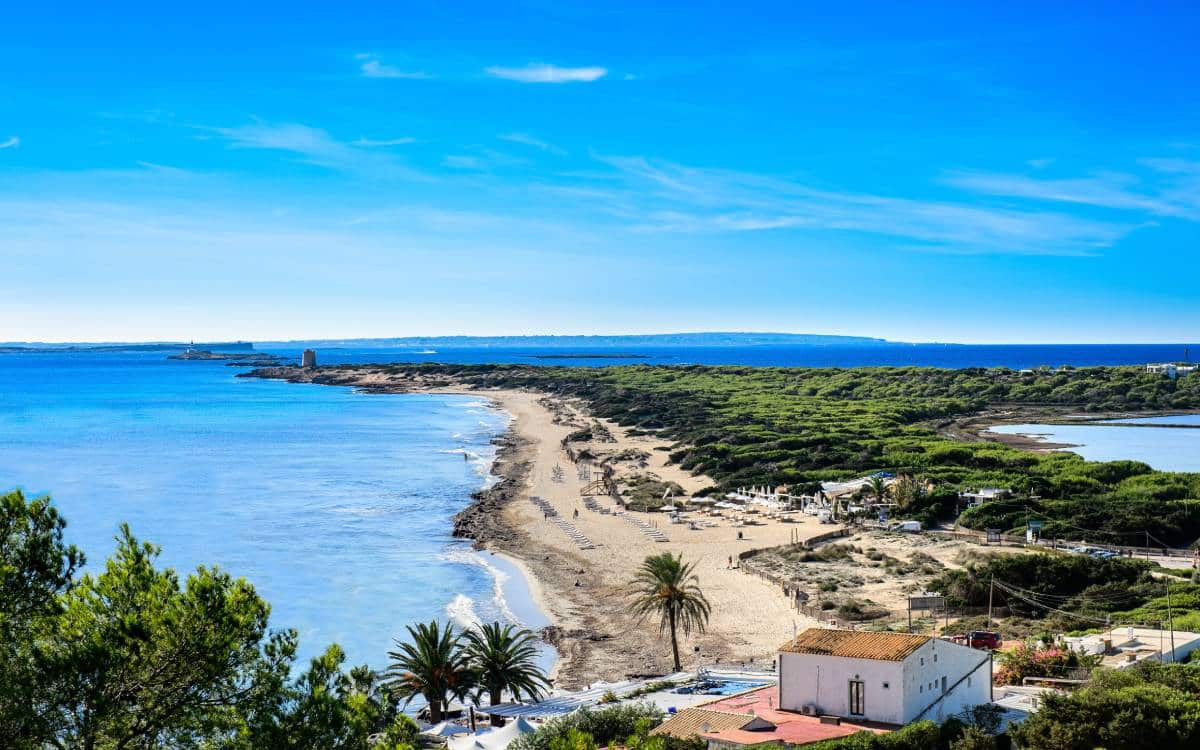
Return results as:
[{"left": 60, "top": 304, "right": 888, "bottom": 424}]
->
[
  {"left": 650, "top": 709, "right": 755, "bottom": 738},
  {"left": 779, "top": 628, "right": 929, "bottom": 661}
]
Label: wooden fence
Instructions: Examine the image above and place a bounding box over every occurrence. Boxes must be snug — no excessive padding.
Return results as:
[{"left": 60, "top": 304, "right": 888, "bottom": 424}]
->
[{"left": 737, "top": 526, "right": 1011, "bottom": 631}]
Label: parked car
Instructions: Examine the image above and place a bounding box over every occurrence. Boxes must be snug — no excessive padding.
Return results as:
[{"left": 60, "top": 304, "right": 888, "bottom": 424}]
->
[{"left": 963, "top": 630, "right": 1002, "bottom": 649}]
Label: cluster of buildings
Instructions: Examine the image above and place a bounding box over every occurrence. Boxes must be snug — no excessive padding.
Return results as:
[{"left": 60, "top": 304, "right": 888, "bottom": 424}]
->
[
  {"left": 453, "top": 623, "right": 1200, "bottom": 750},
  {"left": 465, "top": 629, "right": 1021, "bottom": 749},
  {"left": 653, "top": 629, "right": 996, "bottom": 747},
  {"left": 1146, "top": 362, "right": 1197, "bottom": 378},
  {"left": 1063, "top": 627, "right": 1200, "bottom": 669}
]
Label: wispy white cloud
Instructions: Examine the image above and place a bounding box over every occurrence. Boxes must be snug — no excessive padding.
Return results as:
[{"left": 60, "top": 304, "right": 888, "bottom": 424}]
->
[
  {"left": 0, "top": 136, "right": 19, "bottom": 150},
  {"left": 443, "top": 155, "right": 484, "bottom": 170},
  {"left": 135, "top": 160, "right": 191, "bottom": 175},
  {"left": 208, "top": 120, "right": 426, "bottom": 180},
  {"left": 356, "top": 53, "right": 428, "bottom": 79},
  {"left": 944, "top": 163, "right": 1200, "bottom": 221},
  {"left": 588, "top": 155, "right": 1132, "bottom": 256},
  {"left": 353, "top": 136, "right": 417, "bottom": 147},
  {"left": 214, "top": 122, "right": 356, "bottom": 166},
  {"left": 499, "top": 132, "right": 566, "bottom": 155},
  {"left": 485, "top": 63, "right": 607, "bottom": 83}
]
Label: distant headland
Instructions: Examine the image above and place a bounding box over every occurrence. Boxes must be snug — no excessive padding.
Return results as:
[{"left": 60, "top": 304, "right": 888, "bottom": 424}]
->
[{"left": 0, "top": 341, "right": 257, "bottom": 353}]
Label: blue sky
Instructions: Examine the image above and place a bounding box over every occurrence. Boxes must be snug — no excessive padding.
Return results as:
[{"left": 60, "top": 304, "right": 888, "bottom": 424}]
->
[{"left": 2, "top": 1, "right": 1199, "bottom": 343}]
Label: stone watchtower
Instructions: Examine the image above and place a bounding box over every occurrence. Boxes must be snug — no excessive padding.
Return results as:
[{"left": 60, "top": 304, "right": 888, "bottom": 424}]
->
[{"left": 301, "top": 349, "right": 317, "bottom": 368}]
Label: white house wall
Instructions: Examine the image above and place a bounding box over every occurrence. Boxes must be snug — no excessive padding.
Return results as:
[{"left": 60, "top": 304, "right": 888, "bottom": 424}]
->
[
  {"left": 778, "top": 640, "right": 992, "bottom": 726},
  {"left": 777, "top": 652, "right": 906, "bottom": 724},
  {"left": 901, "top": 640, "right": 992, "bottom": 724}
]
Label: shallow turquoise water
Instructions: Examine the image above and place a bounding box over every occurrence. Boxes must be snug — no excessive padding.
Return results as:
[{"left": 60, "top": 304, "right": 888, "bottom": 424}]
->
[
  {"left": 989, "top": 415, "right": 1200, "bottom": 472},
  {"left": 0, "top": 351, "right": 525, "bottom": 669}
]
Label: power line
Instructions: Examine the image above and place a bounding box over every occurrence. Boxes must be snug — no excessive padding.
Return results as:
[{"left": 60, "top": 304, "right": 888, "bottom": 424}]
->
[{"left": 992, "top": 580, "right": 1163, "bottom": 629}]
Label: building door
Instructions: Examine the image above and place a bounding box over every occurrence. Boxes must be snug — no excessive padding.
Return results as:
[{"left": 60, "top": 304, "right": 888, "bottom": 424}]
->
[
  {"left": 848, "top": 680, "right": 865, "bottom": 716},
  {"left": 941, "top": 676, "right": 947, "bottom": 694}
]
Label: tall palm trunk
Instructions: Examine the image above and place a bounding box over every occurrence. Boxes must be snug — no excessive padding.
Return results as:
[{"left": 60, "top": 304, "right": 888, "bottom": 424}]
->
[
  {"left": 668, "top": 606, "right": 681, "bottom": 671},
  {"left": 490, "top": 688, "right": 501, "bottom": 707},
  {"left": 429, "top": 698, "right": 443, "bottom": 723}
]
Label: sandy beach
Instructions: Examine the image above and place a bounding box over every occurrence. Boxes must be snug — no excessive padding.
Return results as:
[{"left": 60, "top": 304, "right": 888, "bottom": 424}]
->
[
  {"left": 465, "top": 388, "right": 839, "bottom": 687},
  {"left": 245, "top": 366, "right": 831, "bottom": 687}
]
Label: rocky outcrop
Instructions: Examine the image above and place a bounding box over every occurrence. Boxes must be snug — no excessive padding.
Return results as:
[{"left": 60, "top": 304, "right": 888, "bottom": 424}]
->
[{"left": 452, "top": 432, "right": 531, "bottom": 546}]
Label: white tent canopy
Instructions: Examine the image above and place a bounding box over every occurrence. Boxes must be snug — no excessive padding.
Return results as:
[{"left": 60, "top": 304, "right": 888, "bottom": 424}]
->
[
  {"left": 447, "top": 717, "right": 538, "bottom": 750},
  {"left": 424, "top": 721, "right": 473, "bottom": 738},
  {"left": 447, "top": 732, "right": 482, "bottom": 750}
]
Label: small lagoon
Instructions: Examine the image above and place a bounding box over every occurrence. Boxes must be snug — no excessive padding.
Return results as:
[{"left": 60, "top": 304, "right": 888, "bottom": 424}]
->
[{"left": 989, "top": 415, "right": 1200, "bottom": 472}]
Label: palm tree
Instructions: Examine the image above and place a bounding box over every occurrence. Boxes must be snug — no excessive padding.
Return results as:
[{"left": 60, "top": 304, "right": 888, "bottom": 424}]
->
[
  {"left": 628, "top": 552, "right": 711, "bottom": 672},
  {"left": 464, "top": 622, "right": 551, "bottom": 707},
  {"left": 385, "top": 620, "right": 474, "bottom": 722},
  {"left": 865, "top": 475, "right": 890, "bottom": 505}
]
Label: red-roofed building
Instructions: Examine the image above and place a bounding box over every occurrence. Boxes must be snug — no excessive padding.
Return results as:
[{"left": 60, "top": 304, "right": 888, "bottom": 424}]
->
[
  {"left": 778, "top": 629, "right": 992, "bottom": 726},
  {"left": 651, "top": 630, "right": 994, "bottom": 748},
  {"left": 651, "top": 685, "right": 888, "bottom": 748}
]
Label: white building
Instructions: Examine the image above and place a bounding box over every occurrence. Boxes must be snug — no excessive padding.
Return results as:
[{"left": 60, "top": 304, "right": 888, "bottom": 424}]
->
[
  {"left": 1063, "top": 627, "right": 1200, "bottom": 668},
  {"left": 989, "top": 685, "right": 1058, "bottom": 732},
  {"left": 777, "top": 629, "right": 993, "bottom": 726},
  {"left": 959, "top": 487, "right": 1011, "bottom": 508},
  {"left": 1146, "top": 363, "right": 1197, "bottom": 378}
]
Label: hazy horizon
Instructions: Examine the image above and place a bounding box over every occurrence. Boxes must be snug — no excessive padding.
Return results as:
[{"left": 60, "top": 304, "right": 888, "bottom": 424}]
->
[{"left": 6, "top": 331, "right": 1200, "bottom": 348}]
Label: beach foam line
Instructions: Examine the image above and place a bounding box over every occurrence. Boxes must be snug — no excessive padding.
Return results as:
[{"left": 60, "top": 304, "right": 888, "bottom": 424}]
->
[
  {"left": 438, "top": 446, "right": 500, "bottom": 482},
  {"left": 446, "top": 592, "right": 483, "bottom": 630},
  {"left": 440, "top": 547, "right": 521, "bottom": 626}
]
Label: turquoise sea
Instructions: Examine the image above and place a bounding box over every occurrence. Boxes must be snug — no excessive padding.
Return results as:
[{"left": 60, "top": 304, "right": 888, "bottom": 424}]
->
[{"left": 0, "top": 351, "right": 530, "bottom": 671}]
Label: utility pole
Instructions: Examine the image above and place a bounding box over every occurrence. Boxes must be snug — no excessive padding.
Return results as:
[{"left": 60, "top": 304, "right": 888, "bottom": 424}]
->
[
  {"left": 1167, "top": 579, "right": 1177, "bottom": 662},
  {"left": 987, "top": 576, "right": 995, "bottom": 629}
]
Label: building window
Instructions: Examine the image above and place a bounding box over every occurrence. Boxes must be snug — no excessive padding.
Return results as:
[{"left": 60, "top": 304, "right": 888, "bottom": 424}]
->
[
  {"left": 920, "top": 657, "right": 924, "bottom": 666},
  {"left": 934, "top": 654, "right": 938, "bottom": 662},
  {"left": 882, "top": 682, "right": 890, "bottom": 689},
  {"left": 848, "top": 680, "right": 865, "bottom": 716},
  {"left": 967, "top": 677, "right": 972, "bottom": 688}
]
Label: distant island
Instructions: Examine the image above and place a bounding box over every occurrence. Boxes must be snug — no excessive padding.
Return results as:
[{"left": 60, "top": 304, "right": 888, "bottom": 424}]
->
[
  {"left": 167, "top": 350, "right": 282, "bottom": 362},
  {"left": 0, "top": 341, "right": 256, "bottom": 353},
  {"left": 257, "top": 332, "right": 899, "bottom": 349}
]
